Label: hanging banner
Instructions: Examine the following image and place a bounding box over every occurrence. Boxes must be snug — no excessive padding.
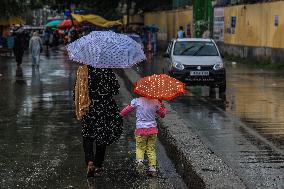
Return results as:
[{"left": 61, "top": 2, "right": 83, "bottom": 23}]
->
[{"left": 213, "top": 7, "right": 224, "bottom": 41}]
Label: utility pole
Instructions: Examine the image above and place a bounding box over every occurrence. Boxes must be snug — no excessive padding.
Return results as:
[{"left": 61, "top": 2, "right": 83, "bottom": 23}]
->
[
  {"left": 126, "top": 0, "right": 131, "bottom": 31},
  {"left": 69, "top": 0, "right": 75, "bottom": 26}
]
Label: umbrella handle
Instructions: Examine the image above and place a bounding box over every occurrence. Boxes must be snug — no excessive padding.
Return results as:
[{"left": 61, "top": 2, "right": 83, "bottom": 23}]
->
[{"left": 159, "top": 100, "right": 165, "bottom": 108}]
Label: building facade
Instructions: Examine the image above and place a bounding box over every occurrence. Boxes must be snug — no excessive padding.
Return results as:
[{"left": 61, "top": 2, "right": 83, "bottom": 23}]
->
[{"left": 136, "top": 0, "right": 284, "bottom": 63}]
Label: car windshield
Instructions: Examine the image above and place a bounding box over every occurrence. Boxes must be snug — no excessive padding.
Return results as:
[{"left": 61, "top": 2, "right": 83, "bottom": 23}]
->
[{"left": 173, "top": 41, "right": 219, "bottom": 56}]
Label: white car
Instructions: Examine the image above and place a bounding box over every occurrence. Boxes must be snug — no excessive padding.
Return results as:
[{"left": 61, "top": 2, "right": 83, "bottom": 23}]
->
[{"left": 164, "top": 38, "right": 226, "bottom": 93}]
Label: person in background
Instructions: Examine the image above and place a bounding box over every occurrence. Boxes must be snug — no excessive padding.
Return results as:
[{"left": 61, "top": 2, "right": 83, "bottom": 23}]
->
[
  {"left": 13, "top": 31, "right": 26, "bottom": 66},
  {"left": 23, "top": 30, "right": 30, "bottom": 50},
  {"left": 0, "top": 36, "right": 7, "bottom": 48},
  {"left": 177, "top": 26, "right": 186, "bottom": 38},
  {"left": 44, "top": 28, "right": 51, "bottom": 50},
  {"left": 186, "top": 24, "right": 191, "bottom": 38},
  {"left": 52, "top": 30, "right": 60, "bottom": 46},
  {"left": 29, "top": 32, "right": 43, "bottom": 67},
  {"left": 68, "top": 27, "right": 79, "bottom": 43},
  {"left": 7, "top": 33, "right": 14, "bottom": 50},
  {"left": 202, "top": 29, "right": 210, "bottom": 39},
  {"left": 151, "top": 32, "right": 158, "bottom": 55}
]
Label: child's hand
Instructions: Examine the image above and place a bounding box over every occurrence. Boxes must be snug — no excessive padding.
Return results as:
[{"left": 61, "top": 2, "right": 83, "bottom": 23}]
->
[{"left": 159, "top": 100, "right": 165, "bottom": 108}]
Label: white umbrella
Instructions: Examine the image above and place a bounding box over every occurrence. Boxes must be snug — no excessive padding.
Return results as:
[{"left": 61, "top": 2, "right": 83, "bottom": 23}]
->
[{"left": 66, "top": 31, "right": 146, "bottom": 68}]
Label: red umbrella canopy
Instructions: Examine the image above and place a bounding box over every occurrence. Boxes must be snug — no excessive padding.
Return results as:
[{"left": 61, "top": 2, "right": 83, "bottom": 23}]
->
[
  {"left": 58, "top": 20, "right": 78, "bottom": 29},
  {"left": 134, "top": 74, "right": 186, "bottom": 101}
]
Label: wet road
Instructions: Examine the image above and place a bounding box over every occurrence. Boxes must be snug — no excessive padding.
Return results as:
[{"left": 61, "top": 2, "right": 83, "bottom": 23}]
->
[
  {"left": 0, "top": 48, "right": 187, "bottom": 189},
  {"left": 136, "top": 54, "right": 284, "bottom": 189}
]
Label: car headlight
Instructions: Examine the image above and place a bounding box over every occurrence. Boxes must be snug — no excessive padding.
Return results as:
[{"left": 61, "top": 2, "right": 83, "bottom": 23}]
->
[
  {"left": 213, "top": 63, "right": 224, "bottom": 70},
  {"left": 173, "top": 62, "right": 185, "bottom": 70}
]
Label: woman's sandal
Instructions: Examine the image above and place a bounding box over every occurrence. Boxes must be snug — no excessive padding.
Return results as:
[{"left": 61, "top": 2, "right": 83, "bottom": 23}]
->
[
  {"left": 94, "top": 167, "right": 104, "bottom": 177},
  {"left": 86, "top": 161, "right": 95, "bottom": 178}
]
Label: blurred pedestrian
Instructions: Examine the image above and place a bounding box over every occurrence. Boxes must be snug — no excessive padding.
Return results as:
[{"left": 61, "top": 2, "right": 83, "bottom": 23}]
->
[
  {"left": 202, "top": 29, "right": 210, "bottom": 39},
  {"left": 52, "top": 30, "right": 60, "bottom": 46},
  {"left": 177, "top": 26, "right": 186, "bottom": 38},
  {"left": 186, "top": 24, "right": 191, "bottom": 38},
  {"left": 7, "top": 33, "right": 14, "bottom": 49},
  {"left": 13, "top": 31, "right": 26, "bottom": 66},
  {"left": 68, "top": 27, "right": 79, "bottom": 43},
  {"left": 151, "top": 32, "right": 158, "bottom": 55},
  {"left": 23, "top": 30, "right": 30, "bottom": 50},
  {"left": 29, "top": 32, "right": 43, "bottom": 67},
  {"left": 119, "top": 97, "right": 166, "bottom": 177},
  {"left": 74, "top": 65, "right": 123, "bottom": 178},
  {"left": 44, "top": 28, "right": 51, "bottom": 50}
]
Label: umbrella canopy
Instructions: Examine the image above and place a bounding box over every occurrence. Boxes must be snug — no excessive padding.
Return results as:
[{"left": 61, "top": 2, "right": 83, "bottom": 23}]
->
[
  {"left": 58, "top": 19, "right": 78, "bottom": 29},
  {"left": 0, "top": 17, "right": 25, "bottom": 26},
  {"left": 66, "top": 31, "right": 146, "bottom": 68},
  {"left": 72, "top": 14, "right": 122, "bottom": 28},
  {"left": 45, "top": 20, "right": 63, "bottom": 28},
  {"left": 134, "top": 74, "right": 186, "bottom": 101},
  {"left": 8, "top": 17, "right": 25, "bottom": 25},
  {"left": 0, "top": 18, "right": 8, "bottom": 25}
]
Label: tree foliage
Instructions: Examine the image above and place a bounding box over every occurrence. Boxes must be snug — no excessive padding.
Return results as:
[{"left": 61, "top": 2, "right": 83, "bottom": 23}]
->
[
  {"left": 0, "top": 0, "right": 27, "bottom": 17},
  {"left": 1, "top": 0, "right": 172, "bottom": 19}
]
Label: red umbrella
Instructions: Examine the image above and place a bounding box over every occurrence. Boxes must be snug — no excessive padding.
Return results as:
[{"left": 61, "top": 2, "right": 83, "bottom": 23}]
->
[
  {"left": 58, "top": 20, "right": 78, "bottom": 30},
  {"left": 134, "top": 74, "right": 186, "bottom": 101}
]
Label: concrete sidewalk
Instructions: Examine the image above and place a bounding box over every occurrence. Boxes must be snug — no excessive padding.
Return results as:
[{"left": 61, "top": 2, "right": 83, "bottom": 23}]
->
[{"left": 116, "top": 68, "right": 247, "bottom": 189}]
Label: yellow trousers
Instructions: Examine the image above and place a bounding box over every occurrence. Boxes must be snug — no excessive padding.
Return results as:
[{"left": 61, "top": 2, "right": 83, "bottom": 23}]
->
[{"left": 135, "top": 134, "right": 157, "bottom": 168}]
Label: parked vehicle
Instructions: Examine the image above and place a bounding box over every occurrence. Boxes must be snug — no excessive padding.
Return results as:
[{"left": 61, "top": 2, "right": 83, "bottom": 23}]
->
[{"left": 164, "top": 38, "right": 226, "bottom": 93}]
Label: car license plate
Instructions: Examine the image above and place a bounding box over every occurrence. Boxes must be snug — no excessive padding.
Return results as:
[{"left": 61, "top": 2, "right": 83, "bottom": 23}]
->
[{"left": 190, "top": 71, "right": 209, "bottom": 76}]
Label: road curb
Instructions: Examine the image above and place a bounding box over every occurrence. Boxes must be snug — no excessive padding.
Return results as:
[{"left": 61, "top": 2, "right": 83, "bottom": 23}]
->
[{"left": 117, "top": 68, "right": 247, "bottom": 189}]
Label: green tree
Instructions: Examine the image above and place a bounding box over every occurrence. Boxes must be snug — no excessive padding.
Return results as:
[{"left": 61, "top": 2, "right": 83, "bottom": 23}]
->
[
  {"left": 0, "top": 0, "right": 172, "bottom": 19},
  {"left": 0, "top": 0, "right": 27, "bottom": 17}
]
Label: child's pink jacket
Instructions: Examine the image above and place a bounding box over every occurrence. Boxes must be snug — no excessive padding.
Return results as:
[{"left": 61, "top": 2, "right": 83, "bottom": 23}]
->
[{"left": 120, "top": 97, "right": 166, "bottom": 135}]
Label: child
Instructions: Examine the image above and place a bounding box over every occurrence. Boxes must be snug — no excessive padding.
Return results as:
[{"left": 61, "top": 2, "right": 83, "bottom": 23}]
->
[{"left": 120, "top": 96, "right": 166, "bottom": 177}]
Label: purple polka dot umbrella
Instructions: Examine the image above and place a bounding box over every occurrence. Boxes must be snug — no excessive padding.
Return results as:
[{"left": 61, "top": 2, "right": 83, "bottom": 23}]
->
[{"left": 66, "top": 31, "right": 146, "bottom": 68}]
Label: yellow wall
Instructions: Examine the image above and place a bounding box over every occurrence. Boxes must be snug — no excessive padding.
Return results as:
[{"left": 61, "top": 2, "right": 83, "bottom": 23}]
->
[
  {"left": 144, "top": 8, "right": 193, "bottom": 41},
  {"left": 136, "top": 1, "right": 284, "bottom": 48},
  {"left": 224, "top": 1, "right": 284, "bottom": 48},
  {"left": 123, "top": 15, "right": 143, "bottom": 26}
]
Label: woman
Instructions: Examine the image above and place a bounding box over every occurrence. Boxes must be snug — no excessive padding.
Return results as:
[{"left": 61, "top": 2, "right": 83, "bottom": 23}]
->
[
  {"left": 13, "top": 32, "right": 26, "bottom": 66},
  {"left": 29, "top": 32, "right": 42, "bottom": 67},
  {"left": 74, "top": 65, "right": 123, "bottom": 178}
]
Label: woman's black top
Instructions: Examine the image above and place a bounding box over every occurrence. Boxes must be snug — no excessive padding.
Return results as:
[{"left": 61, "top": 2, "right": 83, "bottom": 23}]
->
[{"left": 80, "top": 66, "right": 122, "bottom": 145}]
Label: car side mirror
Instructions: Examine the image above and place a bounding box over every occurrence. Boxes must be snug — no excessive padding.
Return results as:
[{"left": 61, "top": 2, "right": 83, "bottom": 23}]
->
[
  {"left": 163, "top": 53, "right": 170, "bottom": 58},
  {"left": 220, "top": 54, "right": 225, "bottom": 58}
]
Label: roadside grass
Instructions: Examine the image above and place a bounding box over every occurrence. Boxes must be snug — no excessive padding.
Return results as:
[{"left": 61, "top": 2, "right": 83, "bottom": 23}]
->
[{"left": 224, "top": 55, "right": 284, "bottom": 71}]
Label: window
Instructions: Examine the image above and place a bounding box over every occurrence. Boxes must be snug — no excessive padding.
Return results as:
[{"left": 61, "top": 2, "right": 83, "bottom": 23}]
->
[{"left": 230, "top": 16, "right": 236, "bottom": 34}]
